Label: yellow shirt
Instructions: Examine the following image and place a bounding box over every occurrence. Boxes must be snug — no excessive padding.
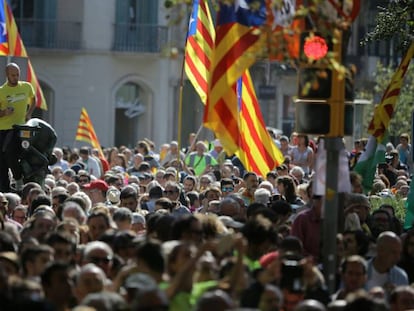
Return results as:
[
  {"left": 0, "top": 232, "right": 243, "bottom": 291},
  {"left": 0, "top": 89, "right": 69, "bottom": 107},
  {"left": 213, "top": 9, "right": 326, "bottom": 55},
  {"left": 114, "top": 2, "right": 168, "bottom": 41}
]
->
[{"left": 0, "top": 81, "right": 34, "bottom": 130}]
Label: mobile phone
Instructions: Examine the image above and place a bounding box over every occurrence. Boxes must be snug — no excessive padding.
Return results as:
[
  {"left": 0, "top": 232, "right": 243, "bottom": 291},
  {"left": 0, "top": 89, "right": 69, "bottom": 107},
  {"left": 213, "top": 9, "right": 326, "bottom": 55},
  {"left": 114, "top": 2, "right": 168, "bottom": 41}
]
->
[
  {"left": 378, "top": 163, "right": 388, "bottom": 170},
  {"left": 280, "top": 259, "right": 304, "bottom": 292}
]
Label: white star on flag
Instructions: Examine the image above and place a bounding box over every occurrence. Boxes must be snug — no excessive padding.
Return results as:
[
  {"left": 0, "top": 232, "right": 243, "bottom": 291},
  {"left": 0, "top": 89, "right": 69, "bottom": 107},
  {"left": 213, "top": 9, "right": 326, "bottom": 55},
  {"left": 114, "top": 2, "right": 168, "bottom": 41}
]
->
[
  {"left": 0, "top": 22, "right": 6, "bottom": 36},
  {"left": 234, "top": 0, "right": 249, "bottom": 12}
]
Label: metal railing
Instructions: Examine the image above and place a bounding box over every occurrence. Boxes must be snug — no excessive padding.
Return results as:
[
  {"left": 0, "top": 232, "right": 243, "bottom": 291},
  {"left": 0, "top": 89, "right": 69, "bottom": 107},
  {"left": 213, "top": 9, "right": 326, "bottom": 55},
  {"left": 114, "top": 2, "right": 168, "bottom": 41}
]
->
[
  {"left": 16, "top": 19, "right": 82, "bottom": 50},
  {"left": 112, "top": 23, "right": 168, "bottom": 53}
]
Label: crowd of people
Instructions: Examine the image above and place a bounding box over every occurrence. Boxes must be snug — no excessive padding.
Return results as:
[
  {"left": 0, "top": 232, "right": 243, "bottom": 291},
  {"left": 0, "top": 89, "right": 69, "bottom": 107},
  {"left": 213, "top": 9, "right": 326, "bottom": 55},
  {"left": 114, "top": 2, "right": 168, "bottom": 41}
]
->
[{"left": 0, "top": 130, "right": 412, "bottom": 311}]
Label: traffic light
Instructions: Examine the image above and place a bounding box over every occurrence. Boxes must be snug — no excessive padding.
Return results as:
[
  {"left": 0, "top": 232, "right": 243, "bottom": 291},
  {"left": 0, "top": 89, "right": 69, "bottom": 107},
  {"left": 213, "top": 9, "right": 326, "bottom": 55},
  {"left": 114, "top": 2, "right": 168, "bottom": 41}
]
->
[{"left": 295, "top": 30, "right": 353, "bottom": 137}]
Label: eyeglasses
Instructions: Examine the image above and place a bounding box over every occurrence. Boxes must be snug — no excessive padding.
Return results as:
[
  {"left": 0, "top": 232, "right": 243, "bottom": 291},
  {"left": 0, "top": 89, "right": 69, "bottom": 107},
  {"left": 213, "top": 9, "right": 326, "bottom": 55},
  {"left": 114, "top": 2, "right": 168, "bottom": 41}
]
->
[
  {"left": 88, "top": 256, "right": 112, "bottom": 265},
  {"left": 164, "top": 190, "right": 177, "bottom": 195},
  {"left": 79, "top": 179, "right": 89, "bottom": 183},
  {"left": 221, "top": 186, "right": 234, "bottom": 192},
  {"left": 0, "top": 200, "right": 8, "bottom": 205}
]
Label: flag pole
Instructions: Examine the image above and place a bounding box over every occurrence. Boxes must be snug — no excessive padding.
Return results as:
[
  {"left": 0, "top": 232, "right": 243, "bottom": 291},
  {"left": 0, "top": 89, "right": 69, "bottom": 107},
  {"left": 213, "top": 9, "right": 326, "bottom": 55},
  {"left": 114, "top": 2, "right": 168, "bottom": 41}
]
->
[{"left": 176, "top": 3, "right": 195, "bottom": 180}]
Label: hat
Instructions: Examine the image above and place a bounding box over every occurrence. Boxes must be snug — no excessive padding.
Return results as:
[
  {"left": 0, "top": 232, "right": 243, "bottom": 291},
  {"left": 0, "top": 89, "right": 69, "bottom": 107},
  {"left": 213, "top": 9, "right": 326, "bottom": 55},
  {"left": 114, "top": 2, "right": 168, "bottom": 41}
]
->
[
  {"left": 0, "top": 252, "right": 19, "bottom": 270},
  {"left": 259, "top": 251, "right": 279, "bottom": 268},
  {"left": 71, "top": 162, "right": 86, "bottom": 174},
  {"left": 83, "top": 180, "right": 109, "bottom": 192},
  {"left": 52, "top": 186, "right": 69, "bottom": 197},
  {"left": 213, "top": 139, "right": 222, "bottom": 147},
  {"left": 111, "top": 166, "right": 125, "bottom": 173},
  {"left": 280, "top": 135, "right": 289, "bottom": 142},
  {"left": 124, "top": 273, "right": 157, "bottom": 290},
  {"left": 276, "top": 164, "right": 288, "bottom": 171},
  {"left": 218, "top": 216, "right": 244, "bottom": 229},
  {"left": 106, "top": 187, "right": 121, "bottom": 204}
]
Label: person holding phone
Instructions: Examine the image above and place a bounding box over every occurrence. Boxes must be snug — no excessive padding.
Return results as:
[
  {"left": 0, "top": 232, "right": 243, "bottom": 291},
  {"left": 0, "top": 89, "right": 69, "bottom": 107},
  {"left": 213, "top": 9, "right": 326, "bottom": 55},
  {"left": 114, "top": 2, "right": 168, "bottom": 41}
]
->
[{"left": 0, "top": 62, "right": 35, "bottom": 192}]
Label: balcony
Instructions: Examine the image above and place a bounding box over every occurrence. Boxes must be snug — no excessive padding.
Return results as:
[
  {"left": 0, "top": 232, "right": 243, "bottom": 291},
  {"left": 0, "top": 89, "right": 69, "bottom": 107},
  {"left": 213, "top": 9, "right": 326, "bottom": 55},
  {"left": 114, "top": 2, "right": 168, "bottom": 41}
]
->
[
  {"left": 113, "top": 23, "right": 168, "bottom": 53},
  {"left": 16, "top": 19, "right": 82, "bottom": 50}
]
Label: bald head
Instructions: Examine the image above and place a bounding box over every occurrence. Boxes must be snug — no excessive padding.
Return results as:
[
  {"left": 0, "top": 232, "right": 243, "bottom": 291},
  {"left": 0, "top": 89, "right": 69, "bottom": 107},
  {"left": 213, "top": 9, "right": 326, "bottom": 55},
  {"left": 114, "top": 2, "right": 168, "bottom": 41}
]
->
[
  {"left": 5, "top": 62, "right": 20, "bottom": 86},
  {"left": 6, "top": 62, "right": 20, "bottom": 72},
  {"left": 377, "top": 231, "right": 400, "bottom": 250}
]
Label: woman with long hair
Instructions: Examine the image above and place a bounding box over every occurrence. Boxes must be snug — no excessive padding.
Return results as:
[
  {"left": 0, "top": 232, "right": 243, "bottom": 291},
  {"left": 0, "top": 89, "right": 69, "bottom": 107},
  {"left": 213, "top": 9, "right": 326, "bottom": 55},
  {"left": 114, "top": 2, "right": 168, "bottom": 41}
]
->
[{"left": 276, "top": 175, "right": 305, "bottom": 206}]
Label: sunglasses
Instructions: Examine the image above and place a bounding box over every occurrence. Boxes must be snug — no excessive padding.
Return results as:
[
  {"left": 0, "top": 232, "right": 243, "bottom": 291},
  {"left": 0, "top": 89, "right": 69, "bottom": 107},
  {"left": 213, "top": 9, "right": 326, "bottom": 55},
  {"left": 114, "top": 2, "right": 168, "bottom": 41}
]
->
[{"left": 221, "top": 187, "right": 234, "bottom": 192}]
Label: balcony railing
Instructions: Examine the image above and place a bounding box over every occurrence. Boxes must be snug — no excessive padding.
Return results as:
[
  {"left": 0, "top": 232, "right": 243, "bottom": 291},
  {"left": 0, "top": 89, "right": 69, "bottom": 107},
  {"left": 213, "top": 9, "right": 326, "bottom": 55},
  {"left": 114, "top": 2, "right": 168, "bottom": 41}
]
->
[
  {"left": 16, "top": 19, "right": 82, "bottom": 50},
  {"left": 113, "top": 23, "right": 168, "bottom": 53}
]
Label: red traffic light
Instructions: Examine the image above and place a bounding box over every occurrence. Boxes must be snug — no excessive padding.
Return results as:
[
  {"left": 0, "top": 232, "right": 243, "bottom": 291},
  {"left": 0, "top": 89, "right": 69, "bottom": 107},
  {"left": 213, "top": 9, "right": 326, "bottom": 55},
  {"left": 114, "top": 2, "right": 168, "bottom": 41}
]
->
[{"left": 303, "top": 35, "right": 328, "bottom": 60}]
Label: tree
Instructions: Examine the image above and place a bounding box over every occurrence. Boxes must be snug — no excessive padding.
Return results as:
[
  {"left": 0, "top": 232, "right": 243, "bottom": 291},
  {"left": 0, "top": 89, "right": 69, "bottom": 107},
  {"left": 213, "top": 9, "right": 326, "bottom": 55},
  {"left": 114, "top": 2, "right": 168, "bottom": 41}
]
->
[{"left": 362, "top": 0, "right": 414, "bottom": 53}]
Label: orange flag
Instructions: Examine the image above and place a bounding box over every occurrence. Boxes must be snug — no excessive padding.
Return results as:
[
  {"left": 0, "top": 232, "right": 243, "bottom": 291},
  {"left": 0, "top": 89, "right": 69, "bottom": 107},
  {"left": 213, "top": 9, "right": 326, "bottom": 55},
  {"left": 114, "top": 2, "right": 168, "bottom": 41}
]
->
[{"left": 75, "top": 108, "right": 104, "bottom": 158}]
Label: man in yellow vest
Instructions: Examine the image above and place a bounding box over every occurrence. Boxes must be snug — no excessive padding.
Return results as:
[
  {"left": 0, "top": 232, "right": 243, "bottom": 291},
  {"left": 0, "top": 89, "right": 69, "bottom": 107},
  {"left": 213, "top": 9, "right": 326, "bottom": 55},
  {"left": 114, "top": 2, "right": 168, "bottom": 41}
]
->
[
  {"left": 185, "top": 141, "right": 217, "bottom": 176},
  {"left": 0, "top": 63, "right": 35, "bottom": 192}
]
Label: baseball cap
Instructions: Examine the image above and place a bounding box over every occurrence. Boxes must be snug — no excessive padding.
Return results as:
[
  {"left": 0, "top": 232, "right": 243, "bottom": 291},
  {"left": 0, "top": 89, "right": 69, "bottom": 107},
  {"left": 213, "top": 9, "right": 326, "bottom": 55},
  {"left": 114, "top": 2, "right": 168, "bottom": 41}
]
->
[
  {"left": 106, "top": 187, "right": 121, "bottom": 204},
  {"left": 124, "top": 272, "right": 157, "bottom": 290},
  {"left": 218, "top": 216, "right": 244, "bottom": 229},
  {"left": 259, "top": 251, "right": 279, "bottom": 268},
  {"left": 276, "top": 164, "right": 288, "bottom": 171},
  {"left": 83, "top": 180, "right": 109, "bottom": 192}
]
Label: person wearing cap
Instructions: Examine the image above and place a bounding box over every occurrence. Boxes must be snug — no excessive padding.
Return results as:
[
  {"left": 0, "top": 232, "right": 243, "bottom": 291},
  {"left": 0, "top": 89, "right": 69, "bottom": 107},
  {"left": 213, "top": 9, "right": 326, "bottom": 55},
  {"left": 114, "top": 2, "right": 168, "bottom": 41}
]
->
[
  {"left": 209, "top": 139, "right": 225, "bottom": 164},
  {"left": 276, "top": 164, "right": 289, "bottom": 177},
  {"left": 82, "top": 179, "right": 109, "bottom": 207}
]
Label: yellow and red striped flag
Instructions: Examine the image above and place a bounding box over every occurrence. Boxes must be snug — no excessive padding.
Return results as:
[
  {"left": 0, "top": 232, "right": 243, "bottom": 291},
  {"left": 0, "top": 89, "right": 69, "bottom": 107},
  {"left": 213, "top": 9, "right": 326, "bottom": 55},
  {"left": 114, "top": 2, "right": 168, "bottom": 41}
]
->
[
  {"left": 203, "top": 1, "right": 283, "bottom": 176},
  {"left": 184, "top": 0, "right": 215, "bottom": 105},
  {"left": 205, "top": 69, "right": 284, "bottom": 176},
  {"left": 0, "top": 0, "right": 47, "bottom": 110},
  {"left": 207, "top": 1, "right": 266, "bottom": 110},
  {"left": 368, "top": 42, "right": 414, "bottom": 142},
  {"left": 75, "top": 108, "right": 104, "bottom": 158}
]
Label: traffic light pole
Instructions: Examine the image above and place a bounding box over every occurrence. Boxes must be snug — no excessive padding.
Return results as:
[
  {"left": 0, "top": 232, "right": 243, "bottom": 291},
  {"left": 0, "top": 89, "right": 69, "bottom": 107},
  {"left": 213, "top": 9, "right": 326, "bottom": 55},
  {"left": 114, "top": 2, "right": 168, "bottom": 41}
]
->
[
  {"left": 322, "top": 29, "right": 345, "bottom": 294},
  {"left": 322, "top": 137, "right": 343, "bottom": 294}
]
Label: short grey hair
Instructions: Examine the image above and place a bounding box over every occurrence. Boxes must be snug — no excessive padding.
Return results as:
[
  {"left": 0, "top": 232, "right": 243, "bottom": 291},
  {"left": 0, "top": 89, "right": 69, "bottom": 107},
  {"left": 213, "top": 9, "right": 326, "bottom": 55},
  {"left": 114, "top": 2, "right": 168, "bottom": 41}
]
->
[
  {"left": 254, "top": 188, "right": 271, "bottom": 205},
  {"left": 83, "top": 241, "right": 113, "bottom": 260}
]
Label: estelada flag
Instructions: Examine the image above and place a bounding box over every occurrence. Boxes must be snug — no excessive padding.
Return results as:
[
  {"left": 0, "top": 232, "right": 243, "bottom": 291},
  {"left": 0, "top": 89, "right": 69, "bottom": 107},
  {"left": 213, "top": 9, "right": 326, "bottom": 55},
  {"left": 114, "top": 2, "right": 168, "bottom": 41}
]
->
[
  {"left": 0, "top": 0, "right": 47, "bottom": 110},
  {"left": 75, "top": 108, "right": 104, "bottom": 158}
]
